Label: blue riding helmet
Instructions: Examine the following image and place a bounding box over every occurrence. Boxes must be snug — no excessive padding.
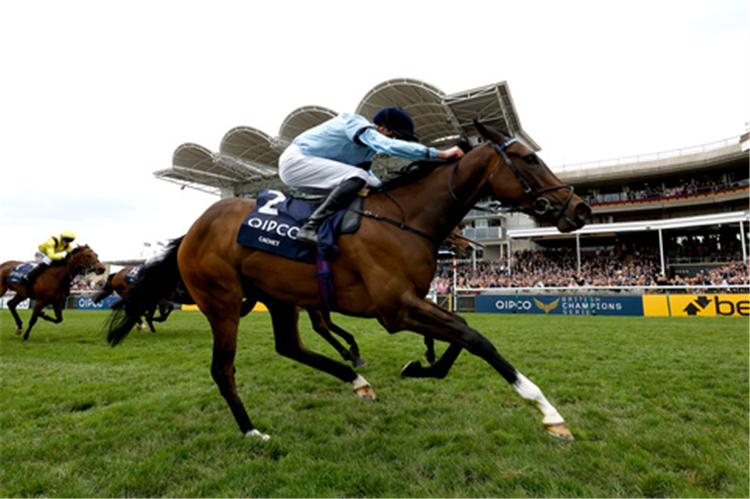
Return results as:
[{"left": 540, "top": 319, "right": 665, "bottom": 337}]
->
[{"left": 373, "top": 107, "right": 418, "bottom": 142}]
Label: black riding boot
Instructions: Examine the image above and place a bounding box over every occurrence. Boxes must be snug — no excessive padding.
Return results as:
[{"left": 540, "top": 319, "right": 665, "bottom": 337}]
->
[
  {"left": 296, "top": 177, "right": 367, "bottom": 246},
  {"left": 21, "top": 263, "right": 47, "bottom": 296}
]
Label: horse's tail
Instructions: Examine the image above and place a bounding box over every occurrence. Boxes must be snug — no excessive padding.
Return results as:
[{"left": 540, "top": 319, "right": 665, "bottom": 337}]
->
[
  {"left": 93, "top": 274, "right": 115, "bottom": 303},
  {"left": 106, "top": 236, "right": 184, "bottom": 346}
]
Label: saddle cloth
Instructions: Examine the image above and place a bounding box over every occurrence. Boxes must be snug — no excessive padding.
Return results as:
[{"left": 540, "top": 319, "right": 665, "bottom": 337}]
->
[
  {"left": 6, "top": 263, "right": 34, "bottom": 284},
  {"left": 124, "top": 265, "right": 142, "bottom": 284},
  {"left": 236, "top": 189, "right": 362, "bottom": 263}
]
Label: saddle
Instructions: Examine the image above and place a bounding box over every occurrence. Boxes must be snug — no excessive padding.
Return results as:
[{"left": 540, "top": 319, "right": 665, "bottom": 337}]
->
[{"left": 236, "top": 189, "right": 363, "bottom": 264}]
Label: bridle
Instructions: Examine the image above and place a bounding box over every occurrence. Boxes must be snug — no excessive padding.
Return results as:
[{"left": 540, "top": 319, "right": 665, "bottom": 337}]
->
[
  {"left": 489, "top": 138, "right": 576, "bottom": 226},
  {"left": 66, "top": 249, "right": 99, "bottom": 279}
]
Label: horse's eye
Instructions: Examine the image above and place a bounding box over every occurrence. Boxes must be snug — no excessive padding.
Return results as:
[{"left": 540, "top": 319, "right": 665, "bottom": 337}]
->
[{"left": 523, "top": 154, "right": 540, "bottom": 165}]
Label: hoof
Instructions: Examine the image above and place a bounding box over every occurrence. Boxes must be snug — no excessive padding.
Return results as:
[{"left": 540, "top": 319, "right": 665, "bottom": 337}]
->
[
  {"left": 354, "top": 384, "right": 376, "bottom": 400},
  {"left": 15, "top": 329, "right": 23, "bottom": 336},
  {"left": 401, "top": 360, "right": 423, "bottom": 377},
  {"left": 245, "top": 429, "right": 271, "bottom": 441},
  {"left": 351, "top": 357, "right": 366, "bottom": 368},
  {"left": 545, "top": 423, "right": 574, "bottom": 441}
]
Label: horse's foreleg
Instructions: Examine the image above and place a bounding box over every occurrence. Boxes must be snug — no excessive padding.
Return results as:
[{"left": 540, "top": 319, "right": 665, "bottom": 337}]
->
[
  {"left": 402, "top": 342, "right": 462, "bottom": 379},
  {"left": 268, "top": 301, "right": 374, "bottom": 399},
  {"left": 307, "top": 309, "right": 365, "bottom": 367},
  {"left": 392, "top": 295, "right": 572, "bottom": 440},
  {"left": 143, "top": 307, "right": 157, "bottom": 332},
  {"left": 424, "top": 337, "right": 436, "bottom": 365},
  {"left": 151, "top": 301, "right": 174, "bottom": 323},
  {"left": 317, "top": 309, "right": 362, "bottom": 359}
]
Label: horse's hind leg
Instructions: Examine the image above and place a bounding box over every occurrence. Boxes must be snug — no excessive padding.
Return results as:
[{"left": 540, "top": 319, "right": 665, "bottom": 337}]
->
[
  {"left": 7, "top": 294, "right": 25, "bottom": 335},
  {"left": 267, "top": 301, "right": 374, "bottom": 399}
]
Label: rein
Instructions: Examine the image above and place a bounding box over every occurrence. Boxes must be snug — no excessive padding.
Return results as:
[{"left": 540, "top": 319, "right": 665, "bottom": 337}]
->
[
  {"left": 348, "top": 206, "right": 439, "bottom": 244},
  {"left": 489, "top": 138, "right": 576, "bottom": 225}
]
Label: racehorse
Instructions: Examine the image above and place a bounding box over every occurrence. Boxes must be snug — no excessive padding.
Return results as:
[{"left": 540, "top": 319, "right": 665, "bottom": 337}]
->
[
  {"left": 93, "top": 265, "right": 175, "bottom": 332},
  {"left": 0, "top": 246, "right": 106, "bottom": 340},
  {"left": 106, "top": 121, "right": 590, "bottom": 441}
]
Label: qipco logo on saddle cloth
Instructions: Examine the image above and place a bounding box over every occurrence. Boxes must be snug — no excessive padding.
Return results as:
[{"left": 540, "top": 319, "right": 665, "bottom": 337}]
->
[{"left": 237, "top": 189, "right": 315, "bottom": 262}]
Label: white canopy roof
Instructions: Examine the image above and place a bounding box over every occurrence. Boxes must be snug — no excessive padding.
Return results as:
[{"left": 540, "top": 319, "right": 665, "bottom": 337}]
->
[
  {"left": 508, "top": 211, "right": 750, "bottom": 239},
  {"left": 155, "top": 78, "right": 536, "bottom": 196}
]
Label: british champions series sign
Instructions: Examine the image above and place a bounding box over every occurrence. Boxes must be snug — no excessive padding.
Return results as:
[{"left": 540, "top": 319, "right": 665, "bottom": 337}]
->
[{"left": 475, "top": 294, "right": 644, "bottom": 316}]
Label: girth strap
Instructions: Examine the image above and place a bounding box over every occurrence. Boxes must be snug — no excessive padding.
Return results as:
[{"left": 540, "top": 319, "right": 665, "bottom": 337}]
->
[{"left": 316, "top": 253, "right": 337, "bottom": 311}]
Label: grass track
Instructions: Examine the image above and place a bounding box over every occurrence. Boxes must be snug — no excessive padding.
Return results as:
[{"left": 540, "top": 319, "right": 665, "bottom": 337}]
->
[{"left": 1, "top": 310, "right": 747, "bottom": 497}]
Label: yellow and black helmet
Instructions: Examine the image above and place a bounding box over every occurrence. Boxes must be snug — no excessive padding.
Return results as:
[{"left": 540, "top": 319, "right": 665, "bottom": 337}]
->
[{"left": 60, "top": 230, "right": 76, "bottom": 243}]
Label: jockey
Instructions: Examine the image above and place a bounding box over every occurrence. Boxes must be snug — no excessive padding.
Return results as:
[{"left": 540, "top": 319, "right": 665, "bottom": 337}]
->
[
  {"left": 21, "top": 231, "right": 76, "bottom": 290},
  {"left": 278, "top": 107, "right": 464, "bottom": 246}
]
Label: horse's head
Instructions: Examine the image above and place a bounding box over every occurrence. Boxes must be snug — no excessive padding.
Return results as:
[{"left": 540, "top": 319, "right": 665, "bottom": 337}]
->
[
  {"left": 474, "top": 120, "right": 590, "bottom": 233},
  {"left": 441, "top": 229, "right": 476, "bottom": 259},
  {"left": 70, "top": 245, "right": 106, "bottom": 276}
]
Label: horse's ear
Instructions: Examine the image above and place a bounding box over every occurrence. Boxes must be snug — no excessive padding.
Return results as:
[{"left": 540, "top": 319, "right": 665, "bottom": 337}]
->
[
  {"left": 473, "top": 119, "right": 509, "bottom": 143},
  {"left": 473, "top": 119, "right": 489, "bottom": 140}
]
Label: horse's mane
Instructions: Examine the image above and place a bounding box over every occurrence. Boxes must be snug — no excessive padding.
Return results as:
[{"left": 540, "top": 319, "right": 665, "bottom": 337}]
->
[
  {"left": 68, "top": 245, "right": 89, "bottom": 257},
  {"left": 377, "top": 160, "right": 447, "bottom": 192},
  {"left": 52, "top": 245, "right": 89, "bottom": 266},
  {"left": 377, "top": 139, "right": 473, "bottom": 192}
]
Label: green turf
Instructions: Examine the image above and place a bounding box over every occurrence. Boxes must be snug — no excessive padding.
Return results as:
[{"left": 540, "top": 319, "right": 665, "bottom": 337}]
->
[{"left": 1, "top": 310, "right": 747, "bottom": 497}]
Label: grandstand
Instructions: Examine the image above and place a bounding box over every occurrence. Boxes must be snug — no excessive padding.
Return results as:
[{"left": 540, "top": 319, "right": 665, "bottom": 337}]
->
[{"left": 153, "top": 78, "right": 750, "bottom": 285}]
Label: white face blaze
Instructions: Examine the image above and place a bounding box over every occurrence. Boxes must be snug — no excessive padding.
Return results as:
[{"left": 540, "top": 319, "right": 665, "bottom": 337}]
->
[{"left": 512, "top": 372, "right": 565, "bottom": 426}]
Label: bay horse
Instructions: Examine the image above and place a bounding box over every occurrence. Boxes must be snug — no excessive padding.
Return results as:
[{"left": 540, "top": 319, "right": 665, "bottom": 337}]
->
[
  {"left": 93, "top": 265, "right": 175, "bottom": 332},
  {"left": 107, "top": 121, "right": 590, "bottom": 441},
  {"left": 0, "top": 246, "right": 106, "bottom": 340}
]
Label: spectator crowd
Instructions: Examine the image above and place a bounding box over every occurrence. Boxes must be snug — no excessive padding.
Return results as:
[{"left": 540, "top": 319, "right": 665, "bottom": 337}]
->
[
  {"left": 582, "top": 176, "right": 748, "bottom": 206},
  {"left": 432, "top": 246, "right": 749, "bottom": 293}
]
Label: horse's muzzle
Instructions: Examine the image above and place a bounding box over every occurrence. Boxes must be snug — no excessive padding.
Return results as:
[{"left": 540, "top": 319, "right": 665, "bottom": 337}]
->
[{"left": 558, "top": 201, "right": 591, "bottom": 233}]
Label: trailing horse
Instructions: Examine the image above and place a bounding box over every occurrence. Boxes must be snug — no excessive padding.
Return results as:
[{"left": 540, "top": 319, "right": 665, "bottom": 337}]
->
[
  {"left": 0, "top": 246, "right": 106, "bottom": 340},
  {"left": 106, "top": 121, "right": 589, "bottom": 440},
  {"left": 94, "top": 265, "right": 175, "bottom": 332}
]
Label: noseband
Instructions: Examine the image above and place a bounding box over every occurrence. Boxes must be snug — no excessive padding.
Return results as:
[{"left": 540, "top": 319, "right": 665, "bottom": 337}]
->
[{"left": 490, "top": 138, "right": 576, "bottom": 225}]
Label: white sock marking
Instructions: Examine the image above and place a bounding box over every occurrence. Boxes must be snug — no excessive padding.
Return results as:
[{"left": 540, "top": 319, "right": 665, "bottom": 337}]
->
[
  {"left": 245, "top": 429, "right": 271, "bottom": 441},
  {"left": 513, "top": 372, "right": 565, "bottom": 425}
]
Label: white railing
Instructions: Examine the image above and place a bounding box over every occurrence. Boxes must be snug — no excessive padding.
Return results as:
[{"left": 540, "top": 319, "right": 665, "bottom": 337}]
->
[
  {"left": 462, "top": 226, "right": 504, "bottom": 240},
  {"left": 553, "top": 135, "right": 743, "bottom": 174},
  {"left": 456, "top": 284, "right": 749, "bottom": 295}
]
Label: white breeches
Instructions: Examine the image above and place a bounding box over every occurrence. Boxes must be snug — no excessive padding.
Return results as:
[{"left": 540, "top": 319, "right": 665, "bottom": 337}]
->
[
  {"left": 278, "top": 144, "right": 381, "bottom": 190},
  {"left": 34, "top": 252, "right": 53, "bottom": 266}
]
